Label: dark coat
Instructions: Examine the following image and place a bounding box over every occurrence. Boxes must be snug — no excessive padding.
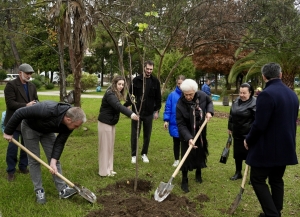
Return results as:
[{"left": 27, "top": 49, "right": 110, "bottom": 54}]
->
[
  {"left": 228, "top": 96, "right": 256, "bottom": 159},
  {"left": 98, "top": 88, "right": 133, "bottom": 125},
  {"left": 124, "top": 74, "right": 161, "bottom": 116},
  {"left": 245, "top": 79, "right": 299, "bottom": 167},
  {"left": 4, "top": 76, "right": 38, "bottom": 131},
  {"left": 4, "top": 101, "right": 73, "bottom": 160},
  {"left": 176, "top": 91, "right": 214, "bottom": 170},
  {"left": 228, "top": 96, "right": 256, "bottom": 139}
]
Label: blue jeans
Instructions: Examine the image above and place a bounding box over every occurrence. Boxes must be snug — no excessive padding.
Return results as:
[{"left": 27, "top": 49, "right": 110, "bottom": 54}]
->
[
  {"left": 21, "top": 121, "right": 66, "bottom": 193},
  {"left": 6, "top": 130, "right": 28, "bottom": 174}
]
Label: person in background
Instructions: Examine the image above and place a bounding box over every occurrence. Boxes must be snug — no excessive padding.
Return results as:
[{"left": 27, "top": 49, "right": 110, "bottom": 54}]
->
[
  {"left": 176, "top": 79, "right": 213, "bottom": 193},
  {"left": 1, "top": 111, "right": 6, "bottom": 133},
  {"left": 255, "top": 87, "right": 262, "bottom": 95},
  {"left": 124, "top": 60, "right": 162, "bottom": 164},
  {"left": 3, "top": 101, "right": 86, "bottom": 204},
  {"left": 201, "top": 79, "right": 211, "bottom": 96},
  {"left": 163, "top": 75, "right": 186, "bottom": 167},
  {"left": 228, "top": 83, "right": 256, "bottom": 181},
  {"left": 244, "top": 63, "right": 298, "bottom": 217},
  {"left": 4, "top": 63, "right": 38, "bottom": 182},
  {"left": 98, "top": 75, "right": 139, "bottom": 177}
]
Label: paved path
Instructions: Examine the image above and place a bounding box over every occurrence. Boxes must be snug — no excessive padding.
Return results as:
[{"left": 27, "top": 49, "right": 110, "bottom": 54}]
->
[{"left": 0, "top": 90, "right": 229, "bottom": 105}]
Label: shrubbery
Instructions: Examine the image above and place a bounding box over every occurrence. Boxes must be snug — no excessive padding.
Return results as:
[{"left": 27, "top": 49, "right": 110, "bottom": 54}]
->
[
  {"left": 31, "top": 79, "right": 42, "bottom": 89},
  {"left": 0, "top": 69, "right": 8, "bottom": 80},
  {"left": 66, "top": 72, "right": 98, "bottom": 92}
]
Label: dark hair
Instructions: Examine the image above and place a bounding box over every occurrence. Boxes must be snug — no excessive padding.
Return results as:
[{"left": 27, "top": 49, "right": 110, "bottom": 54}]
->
[
  {"left": 261, "top": 62, "right": 281, "bottom": 80},
  {"left": 144, "top": 60, "right": 154, "bottom": 68},
  {"left": 240, "top": 82, "right": 254, "bottom": 97},
  {"left": 111, "top": 75, "right": 126, "bottom": 100},
  {"left": 176, "top": 75, "right": 186, "bottom": 81}
]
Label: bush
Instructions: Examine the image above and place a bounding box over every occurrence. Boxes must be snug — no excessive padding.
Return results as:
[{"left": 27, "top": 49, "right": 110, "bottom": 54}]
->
[
  {"left": 0, "top": 69, "right": 8, "bottom": 80},
  {"left": 31, "top": 79, "right": 42, "bottom": 89},
  {"left": 162, "top": 89, "right": 172, "bottom": 102},
  {"left": 66, "top": 72, "right": 98, "bottom": 92},
  {"left": 45, "top": 82, "right": 55, "bottom": 90}
]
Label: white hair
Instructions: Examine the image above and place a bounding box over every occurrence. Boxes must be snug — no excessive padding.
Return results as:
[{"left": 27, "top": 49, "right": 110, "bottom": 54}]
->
[{"left": 180, "top": 79, "right": 198, "bottom": 92}]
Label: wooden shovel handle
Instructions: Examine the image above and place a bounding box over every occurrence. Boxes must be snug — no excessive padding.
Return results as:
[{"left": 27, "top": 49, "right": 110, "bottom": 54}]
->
[
  {"left": 241, "top": 164, "right": 249, "bottom": 188},
  {"left": 171, "top": 118, "right": 208, "bottom": 178},
  {"left": 11, "top": 138, "right": 75, "bottom": 188}
]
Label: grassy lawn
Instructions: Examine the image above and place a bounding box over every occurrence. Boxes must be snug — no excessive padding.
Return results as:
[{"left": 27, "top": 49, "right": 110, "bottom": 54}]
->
[{"left": 0, "top": 91, "right": 299, "bottom": 217}]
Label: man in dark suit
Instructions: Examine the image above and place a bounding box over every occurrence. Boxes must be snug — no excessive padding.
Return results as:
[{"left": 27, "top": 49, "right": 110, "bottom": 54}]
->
[
  {"left": 244, "top": 62, "right": 299, "bottom": 217},
  {"left": 4, "top": 63, "right": 38, "bottom": 181}
]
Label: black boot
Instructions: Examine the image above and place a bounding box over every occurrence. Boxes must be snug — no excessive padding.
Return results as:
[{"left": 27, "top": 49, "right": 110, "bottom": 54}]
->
[
  {"left": 181, "top": 178, "right": 189, "bottom": 193},
  {"left": 230, "top": 171, "right": 242, "bottom": 180},
  {"left": 195, "top": 169, "right": 203, "bottom": 183}
]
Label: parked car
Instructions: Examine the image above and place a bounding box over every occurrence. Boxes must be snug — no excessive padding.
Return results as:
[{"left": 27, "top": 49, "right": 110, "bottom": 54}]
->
[
  {"left": 40, "top": 71, "right": 60, "bottom": 84},
  {"left": 4, "top": 74, "right": 19, "bottom": 81},
  {"left": 294, "top": 77, "right": 299, "bottom": 87}
]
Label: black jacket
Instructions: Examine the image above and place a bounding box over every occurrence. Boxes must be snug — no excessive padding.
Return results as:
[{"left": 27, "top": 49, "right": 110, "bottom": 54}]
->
[
  {"left": 4, "top": 101, "right": 73, "bottom": 160},
  {"left": 228, "top": 97, "right": 256, "bottom": 139},
  {"left": 176, "top": 91, "right": 214, "bottom": 142},
  {"left": 4, "top": 76, "right": 38, "bottom": 131},
  {"left": 124, "top": 74, "right": 161, "bottom": 116},
  {"left": 98, "top": 88, "right": 133, "bottom": 125}
]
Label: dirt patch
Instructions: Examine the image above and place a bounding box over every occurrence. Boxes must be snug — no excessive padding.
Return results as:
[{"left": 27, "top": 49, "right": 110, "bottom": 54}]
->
[
  {"left": 86, "top": 179, "right": 209, "bottom": 217},
  {"left": 214, "top": 111, "right": 229, "bottom": 119}
]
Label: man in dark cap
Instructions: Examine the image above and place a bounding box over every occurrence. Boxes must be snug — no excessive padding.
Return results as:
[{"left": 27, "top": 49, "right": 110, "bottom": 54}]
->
[{"left": 4, "top": 63, "right": 38, "bottom": 181}]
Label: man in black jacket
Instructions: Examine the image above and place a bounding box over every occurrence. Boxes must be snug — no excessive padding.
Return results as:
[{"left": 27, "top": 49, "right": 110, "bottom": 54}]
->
[
  {"left": 3, "top": 101, "right": 86, "bottom": 204},
  {"left": 124, "top": 60, "right": 162, "bottom": 164},
  {"left": 4, "top": 63, "right": 38, "bottom": 181}
]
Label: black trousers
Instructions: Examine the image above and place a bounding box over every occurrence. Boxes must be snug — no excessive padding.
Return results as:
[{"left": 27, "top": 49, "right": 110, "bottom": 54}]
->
[
  {"left": 250, "top": 166, "right": 286, "bottom": 217},
  {"left": 172, "top": 137, "right": 180, "bottom": 160},
  {"left": 131, "top": 114, "right": 153, "bottom": 156}
]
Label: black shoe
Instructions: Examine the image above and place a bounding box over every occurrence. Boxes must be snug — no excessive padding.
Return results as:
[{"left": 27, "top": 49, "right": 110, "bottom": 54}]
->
[
  {"left": 248, "top": 180, "right": 252, "bottom": 185},
  {"left": 7, "top": 173, "right": 15, "bottom": 182},
  {"left": 19, "top": 168, "right": 29, "bottom": 174},
  {"left": 181, "top": 178, "right": 189, "bottom": 193},
  {"left": 258, "top": 213, "right": 265, "bottom": 217},
  {"left": 230, "top": 172, "right": 242, "bottom": 180}
]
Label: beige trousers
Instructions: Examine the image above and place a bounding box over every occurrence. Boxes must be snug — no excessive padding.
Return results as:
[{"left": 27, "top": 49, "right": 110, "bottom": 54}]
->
[{"left": 98, "top": 121, "right": 115, "bottom": 176}]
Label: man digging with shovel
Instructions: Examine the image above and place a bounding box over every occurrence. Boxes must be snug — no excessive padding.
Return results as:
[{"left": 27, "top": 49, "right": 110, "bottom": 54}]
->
[{"left": 3, "top": 101, "right": 86, "bottom": 204}]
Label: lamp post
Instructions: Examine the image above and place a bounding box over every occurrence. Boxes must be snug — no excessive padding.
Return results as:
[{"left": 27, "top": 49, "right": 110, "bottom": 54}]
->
[{"left": 109, "top": 49, "right": 113, "bottom": 81}]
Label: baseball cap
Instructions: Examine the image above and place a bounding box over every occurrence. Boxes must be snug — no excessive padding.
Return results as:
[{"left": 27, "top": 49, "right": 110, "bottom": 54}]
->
[{"left": 19, "top": 63, "right": 34, "bottom": 73}]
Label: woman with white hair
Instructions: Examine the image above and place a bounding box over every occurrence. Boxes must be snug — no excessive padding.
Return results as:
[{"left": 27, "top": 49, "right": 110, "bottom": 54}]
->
[{"left": 176, "top": 79, "right": 214, "bottom": 193}]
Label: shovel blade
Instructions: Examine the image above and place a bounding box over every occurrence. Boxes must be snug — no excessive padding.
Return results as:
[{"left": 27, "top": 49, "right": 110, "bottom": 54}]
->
[
  {"left": 227, "top": 188, "right": 244, "bottom": 214},
  {"left": 154, "top": 181, "right": 174, "bottom": 202},
  {"left": 74, "top": 184, "right": 97, "bottom": 204}
]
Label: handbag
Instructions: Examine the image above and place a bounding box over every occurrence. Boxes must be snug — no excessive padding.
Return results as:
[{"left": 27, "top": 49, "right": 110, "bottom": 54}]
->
[{"left": 219, "top": 134, "right": 232, "bottom": 164}]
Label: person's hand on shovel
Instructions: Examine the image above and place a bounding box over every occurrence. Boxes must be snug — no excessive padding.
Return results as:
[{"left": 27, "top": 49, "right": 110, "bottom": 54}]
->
[
  {"left": 3, "top": 133, "right": 13, "bottom": 142},
  {"left": 189, "top": 139, "right": 198, "bottom": 149},
  {"left": 49, "top": 158, "right": 58, "bottom": 174}
]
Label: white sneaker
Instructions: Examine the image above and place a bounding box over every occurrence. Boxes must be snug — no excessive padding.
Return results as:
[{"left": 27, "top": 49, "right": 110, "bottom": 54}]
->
[
  {"left": 131, "top": 156, "right": 136, "bottom": 164},
  {"left": 141, "top": 154, "right": 149, "bottom": 163},
  {"left": 172, "top": 160, "right": 179, "bottom": 167},
  {"left": 111, "top": 171, "right": 117, "bottom": 175}
]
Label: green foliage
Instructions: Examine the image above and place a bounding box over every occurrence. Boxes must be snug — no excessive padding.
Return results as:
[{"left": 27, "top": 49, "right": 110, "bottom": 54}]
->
[
  {"left": 31, "top": 79, "right": 42, "bottom": 90},
  {"left": 66, "top": 72, "right": 98, "bottom": 92},
  {"left": 154, "top": 50, "right": 195, "bottom": 89},
  {"left": 161, "top": 89, "right": 172, "bottom": 102},
  {"left": 0, "top": 69, "right": 7, "bottom": 80},
  {"left": 44, "top": 82, "right": 55, "bottom": 90}
]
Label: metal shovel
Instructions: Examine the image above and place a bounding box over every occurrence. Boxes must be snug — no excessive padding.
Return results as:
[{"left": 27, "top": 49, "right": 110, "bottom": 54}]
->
[
  {"left": 12, "top": 138, "right": 97, "bottom": 203},
  {"left": 154, "top": 118, "right": 208, "bottom": 202},
  {"left": 227, "top": 164, "right": 249, "bottom": 214}
]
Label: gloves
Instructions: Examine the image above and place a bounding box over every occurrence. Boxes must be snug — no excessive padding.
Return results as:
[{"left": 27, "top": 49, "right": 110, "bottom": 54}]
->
[{"left": 131, "top": 113, "right": 139, "bottom": 121}]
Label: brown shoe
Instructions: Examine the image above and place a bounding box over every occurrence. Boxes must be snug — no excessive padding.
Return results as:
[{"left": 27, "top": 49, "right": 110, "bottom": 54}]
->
[
  {"left": 7, "top": 173, "right": 15, "bottom": 182},
  {"left": 19, "top": 168, "right": 29, "bottom": 174}
]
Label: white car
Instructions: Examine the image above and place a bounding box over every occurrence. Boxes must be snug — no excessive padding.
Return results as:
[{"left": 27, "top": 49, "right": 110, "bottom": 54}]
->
[
  {"left": 4, "top": 74, "right": 19, "bottom": 81},
  {"left": 40, "top": 71, "right": 60, "bottom": 84}
]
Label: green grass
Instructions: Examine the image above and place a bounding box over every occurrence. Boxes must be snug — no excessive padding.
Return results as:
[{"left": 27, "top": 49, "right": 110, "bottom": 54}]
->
[{"left": 0, "top": 94, "right": 299, "bottom": 217}]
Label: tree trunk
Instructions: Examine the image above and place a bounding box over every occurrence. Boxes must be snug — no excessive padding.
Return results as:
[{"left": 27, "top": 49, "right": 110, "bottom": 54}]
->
[
  {"left": 58, "top": 24, "right": 67, "bottom": 102},
  {"left": 281, "top": 71, "right": 295, "bottom": 90}
]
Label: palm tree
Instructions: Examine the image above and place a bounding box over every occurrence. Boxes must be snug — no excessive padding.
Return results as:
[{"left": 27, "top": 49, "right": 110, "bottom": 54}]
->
[{"left": 49, "top": 0, "right": 96, "bottom": 106}]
